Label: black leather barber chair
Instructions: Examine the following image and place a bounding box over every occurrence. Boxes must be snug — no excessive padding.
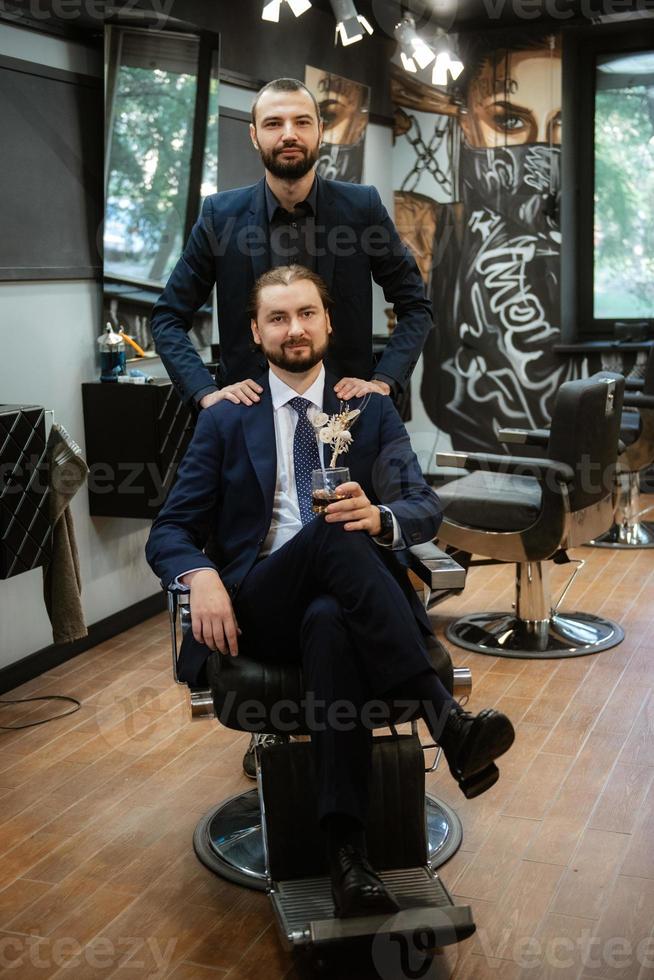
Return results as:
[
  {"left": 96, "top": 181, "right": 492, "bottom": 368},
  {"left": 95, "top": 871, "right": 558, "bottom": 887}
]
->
[
  {"left": 591, "top": 348, "right": 654, "bottom": 548},
  {"left": 434, "top": 373, "right": 625, "bottom": 659},
  {"left": 168, "top": 543, "right": 477, "bottom": 952}
]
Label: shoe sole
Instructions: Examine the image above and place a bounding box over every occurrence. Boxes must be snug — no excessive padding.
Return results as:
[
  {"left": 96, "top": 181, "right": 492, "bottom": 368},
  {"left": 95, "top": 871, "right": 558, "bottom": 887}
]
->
[{"left": 453, "top": 710, "right": 515, "bottom": 782}]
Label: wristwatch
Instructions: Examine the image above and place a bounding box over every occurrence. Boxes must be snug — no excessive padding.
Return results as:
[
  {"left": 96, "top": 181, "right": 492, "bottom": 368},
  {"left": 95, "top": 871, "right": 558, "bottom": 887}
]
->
[{"left": 378, "top": 505, "right": 395, "bottom": 542}]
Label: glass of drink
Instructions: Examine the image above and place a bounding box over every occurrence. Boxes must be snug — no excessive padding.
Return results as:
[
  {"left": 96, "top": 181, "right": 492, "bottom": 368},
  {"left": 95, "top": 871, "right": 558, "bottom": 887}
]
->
[{"left": 311, "top": 467, "right": 351, "bottom": 514}]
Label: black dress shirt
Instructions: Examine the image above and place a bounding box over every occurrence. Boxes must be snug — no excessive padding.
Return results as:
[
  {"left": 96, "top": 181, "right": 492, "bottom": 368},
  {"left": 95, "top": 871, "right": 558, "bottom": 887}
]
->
[{"left": 265, "top": 179, "right": 318, "bottom": 271}]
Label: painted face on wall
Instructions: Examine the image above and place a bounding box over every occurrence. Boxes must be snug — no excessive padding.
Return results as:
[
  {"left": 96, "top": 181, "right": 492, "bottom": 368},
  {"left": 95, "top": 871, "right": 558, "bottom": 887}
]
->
[
  {"left": 316, "top": 75, "right": 368, "bottom": 147},
  {"left": 461, "top": 45, "right": 562, "bottom": 148}
]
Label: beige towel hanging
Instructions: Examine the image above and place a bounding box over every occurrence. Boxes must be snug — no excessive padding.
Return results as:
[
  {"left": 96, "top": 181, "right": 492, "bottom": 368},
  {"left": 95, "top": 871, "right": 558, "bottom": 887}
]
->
[{"left": 42, "top": 424, "right": 89, "bottom": 644}]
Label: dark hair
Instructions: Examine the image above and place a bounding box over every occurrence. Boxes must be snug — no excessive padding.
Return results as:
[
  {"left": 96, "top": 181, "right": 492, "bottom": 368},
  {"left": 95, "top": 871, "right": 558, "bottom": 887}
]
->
[
  {"left": 248, "top": 265, "right": 333, "bottom": 317},
  {"left": 251, "top": 77, "right": 321, "bottom": 126},
  {"left": 455, "top": 30, "right": 559, "bottom": 101}
]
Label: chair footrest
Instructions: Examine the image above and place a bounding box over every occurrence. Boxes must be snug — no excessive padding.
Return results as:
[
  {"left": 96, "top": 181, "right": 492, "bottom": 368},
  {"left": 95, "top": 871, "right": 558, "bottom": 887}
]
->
[{"left": 270, "top": 866, "right": 475, "bottom": 948}]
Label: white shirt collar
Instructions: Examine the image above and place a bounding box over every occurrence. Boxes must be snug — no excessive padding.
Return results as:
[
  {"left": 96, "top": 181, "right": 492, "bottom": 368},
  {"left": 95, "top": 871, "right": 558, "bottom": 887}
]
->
[{"left": 269, "top": 365, "right": 325, "bottom": 412}]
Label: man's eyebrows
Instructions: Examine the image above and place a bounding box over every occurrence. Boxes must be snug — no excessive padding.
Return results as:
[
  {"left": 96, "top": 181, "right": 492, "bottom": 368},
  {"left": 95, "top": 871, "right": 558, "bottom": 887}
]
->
[
  {"left": 265, "top": 305, "right": 318, "bottom": 316},
  {"left": 261, "top": 113, "right": 314, "bottom": 123}
]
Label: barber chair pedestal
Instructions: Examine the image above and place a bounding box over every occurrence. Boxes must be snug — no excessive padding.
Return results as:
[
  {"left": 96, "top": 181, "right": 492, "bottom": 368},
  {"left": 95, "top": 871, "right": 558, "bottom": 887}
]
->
[
  {"left": 591, "top": 471, "right": 654, "bottom": 548},
  {"left": 192, "top": 777, "right": 463, "bottom": 893},
  {"left": 446, "top": 560, "right": 624, "bottom": 659}
]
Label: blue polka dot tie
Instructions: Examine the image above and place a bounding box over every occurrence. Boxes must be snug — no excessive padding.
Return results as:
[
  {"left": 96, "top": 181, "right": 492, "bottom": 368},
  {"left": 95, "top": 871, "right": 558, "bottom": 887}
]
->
[{"left": 289, "top": 396, "right": 322, "bottom": 525}]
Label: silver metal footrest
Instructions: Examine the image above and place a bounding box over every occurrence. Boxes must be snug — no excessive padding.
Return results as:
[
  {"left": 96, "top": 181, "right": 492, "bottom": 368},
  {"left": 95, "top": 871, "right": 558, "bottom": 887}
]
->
[
  {"left": 590, "top": 521, "right": 654, "bottom": 548},
  {"left": 193, "top": 791, "right": 463, "bottom": 890},
  {"left": 446, "top": 611, "right": 624, "bottom": 659},
  {"left": 270, "top": 866, "right": 475, "bottom": 948}
]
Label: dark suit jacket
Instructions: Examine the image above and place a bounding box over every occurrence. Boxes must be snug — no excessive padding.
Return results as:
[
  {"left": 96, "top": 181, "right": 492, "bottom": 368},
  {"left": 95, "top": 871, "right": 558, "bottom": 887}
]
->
[
  {"left": 151, "top": 175, "right": 432, "bottom": 404},
  {"left": 146, "top": 373, "right": 442, "bottom": 682}
]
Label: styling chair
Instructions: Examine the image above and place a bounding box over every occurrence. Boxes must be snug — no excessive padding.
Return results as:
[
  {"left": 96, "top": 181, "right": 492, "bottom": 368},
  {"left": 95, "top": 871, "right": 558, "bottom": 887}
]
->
[
  {"left": 167, "top": 542, "right": 478, "bottom": 954},
  {"left": 590, "top": 347, "right": 654, "bottom": 548},
  {"left": 434, "top": 373, "right": 625, "bottom": 659}
]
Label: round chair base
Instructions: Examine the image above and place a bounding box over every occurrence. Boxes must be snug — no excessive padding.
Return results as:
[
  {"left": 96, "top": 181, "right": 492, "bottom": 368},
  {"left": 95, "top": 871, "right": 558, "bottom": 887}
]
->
[
  {"left": 446, "top": 611, "right": 624, "bottom": 660},
  {"left": 193, "top": 789, "right": 463, "bottom": 891},
  {"left": 589, "top": 521, "right": 654, "bottom": 549}
]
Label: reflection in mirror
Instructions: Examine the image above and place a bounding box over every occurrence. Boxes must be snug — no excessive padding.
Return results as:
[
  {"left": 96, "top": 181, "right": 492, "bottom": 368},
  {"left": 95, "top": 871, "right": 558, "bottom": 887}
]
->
[{"left": 103, "top": 25, "right": 219, "bottom": 356}]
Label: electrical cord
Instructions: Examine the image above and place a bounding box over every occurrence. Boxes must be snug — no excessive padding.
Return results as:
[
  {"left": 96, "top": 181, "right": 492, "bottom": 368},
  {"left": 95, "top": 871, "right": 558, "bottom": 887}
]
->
[{"left": 0, "top": 695, "right": 81, "bottom": 731}]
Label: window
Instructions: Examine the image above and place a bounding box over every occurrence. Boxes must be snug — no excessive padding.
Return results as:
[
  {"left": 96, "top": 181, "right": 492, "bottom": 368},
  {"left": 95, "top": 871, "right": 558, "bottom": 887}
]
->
[
  {"left": 594, "top": 51, "right": 654, "bottom": 321},
  {"left": 561, "top": 29, "right": 654, "bottom": 340},
  {"left": 104, "top": 27, "right": 219, "bottom": 289}
]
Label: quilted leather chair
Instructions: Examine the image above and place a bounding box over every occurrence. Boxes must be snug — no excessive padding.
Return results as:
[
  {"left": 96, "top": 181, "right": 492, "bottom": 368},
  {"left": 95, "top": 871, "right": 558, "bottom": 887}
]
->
[{"left": 435, "top": 373, "right": 625, "bottom": 659}]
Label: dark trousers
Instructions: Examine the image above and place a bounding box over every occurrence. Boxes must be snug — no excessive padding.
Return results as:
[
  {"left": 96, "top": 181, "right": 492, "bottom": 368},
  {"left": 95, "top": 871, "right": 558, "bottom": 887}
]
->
[{"left": 232, "top": 517, "right": 452, "bottom": 825}]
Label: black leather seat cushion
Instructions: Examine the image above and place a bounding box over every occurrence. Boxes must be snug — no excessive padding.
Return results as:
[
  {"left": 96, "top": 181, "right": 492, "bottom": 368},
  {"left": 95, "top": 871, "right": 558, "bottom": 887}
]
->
[
  {"left": 437, "top": 471, "right": 542, "bottom": 533},
  {"left": 206, "top": 634, "right": 453, "bottom": 735},
  {"left": 620, "top": 410, "right": 642, "bottom": 448}
]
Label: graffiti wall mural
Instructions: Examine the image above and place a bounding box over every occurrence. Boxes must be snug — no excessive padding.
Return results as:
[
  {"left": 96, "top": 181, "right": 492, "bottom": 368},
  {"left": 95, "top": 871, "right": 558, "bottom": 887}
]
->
[
  {"left": 305, "top": 66, "right": 370, "bottom": 183},
  {"left": 393, "top": 31, "right": 580, "bottom": 457}
]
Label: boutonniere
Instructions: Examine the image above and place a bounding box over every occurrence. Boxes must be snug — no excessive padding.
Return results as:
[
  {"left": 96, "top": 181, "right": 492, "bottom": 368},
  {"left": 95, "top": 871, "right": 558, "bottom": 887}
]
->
[{"left": 313, "top": 406, "right": 361, "bottom": 468}]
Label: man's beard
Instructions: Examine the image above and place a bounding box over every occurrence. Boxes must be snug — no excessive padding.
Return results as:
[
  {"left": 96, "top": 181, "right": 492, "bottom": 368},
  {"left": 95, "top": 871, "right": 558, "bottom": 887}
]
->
[
  {"left": 259, "top": 141, "right": 319, "bottom": 180},
  {"left": 262, "top": 336, "right": 328, "bottom": 373}
]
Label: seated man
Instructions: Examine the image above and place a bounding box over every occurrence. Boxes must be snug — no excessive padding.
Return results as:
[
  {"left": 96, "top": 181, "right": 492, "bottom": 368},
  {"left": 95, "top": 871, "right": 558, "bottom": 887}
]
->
[{"left": 146, "top": 265, "right": 514, "bottom": 918}]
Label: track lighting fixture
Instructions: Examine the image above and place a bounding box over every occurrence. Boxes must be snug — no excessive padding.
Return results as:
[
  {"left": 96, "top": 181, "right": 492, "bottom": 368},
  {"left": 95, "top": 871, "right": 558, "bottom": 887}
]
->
[
  {"left": 261, "top": 0, "right": 312, "bottom": 23},
  {"left": 330, "top": 0, "right": 373, "bottom": 46}
]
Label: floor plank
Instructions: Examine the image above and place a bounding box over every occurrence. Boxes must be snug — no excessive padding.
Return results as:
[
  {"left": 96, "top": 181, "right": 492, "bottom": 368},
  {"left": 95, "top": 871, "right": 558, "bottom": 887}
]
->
[{"left": 0, "top": 545, "right": 652, "bottom": 979}]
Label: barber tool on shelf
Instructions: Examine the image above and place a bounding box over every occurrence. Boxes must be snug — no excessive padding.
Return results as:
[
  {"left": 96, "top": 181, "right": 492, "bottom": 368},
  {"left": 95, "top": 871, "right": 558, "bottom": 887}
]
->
[
  {"left": 119, "top": 327, "right": 146, "bottom": 358},
  {"left": 97, "top": 323, "right": 126, "bottom": 382}
]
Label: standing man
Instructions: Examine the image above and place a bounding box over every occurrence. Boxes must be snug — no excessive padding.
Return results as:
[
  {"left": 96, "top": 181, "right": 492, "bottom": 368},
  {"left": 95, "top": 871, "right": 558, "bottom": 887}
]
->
[{"left": 151, "top": 76, "right": 432, "bottom": 411}]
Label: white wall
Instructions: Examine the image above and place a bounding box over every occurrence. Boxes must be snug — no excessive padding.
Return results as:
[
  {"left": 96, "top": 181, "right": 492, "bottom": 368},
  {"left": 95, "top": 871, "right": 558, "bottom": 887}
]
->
[
  {"left": 0, "top": 29, "right": 161, "bottom": 671},
  {"left": 0, "top": 281, "right": 162, "bottom": 670}
]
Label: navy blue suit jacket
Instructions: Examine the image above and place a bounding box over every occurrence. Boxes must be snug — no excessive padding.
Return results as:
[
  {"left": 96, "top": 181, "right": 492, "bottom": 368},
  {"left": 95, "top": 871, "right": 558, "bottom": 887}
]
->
[
  {"left": 151, "top": 175, "right": 432, "bottom": 404},
  {"left": 146, "top": 374, "right": 442, "bottom": 682}
]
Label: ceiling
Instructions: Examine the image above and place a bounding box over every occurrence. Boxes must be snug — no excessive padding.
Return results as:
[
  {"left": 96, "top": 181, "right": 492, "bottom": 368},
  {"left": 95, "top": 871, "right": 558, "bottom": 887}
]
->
[
  {"left": 313, "top": 0, "right": 650, "bottom": 33},
  {"left": 1, "top": 0, "right": 649, "bottom": 45}
]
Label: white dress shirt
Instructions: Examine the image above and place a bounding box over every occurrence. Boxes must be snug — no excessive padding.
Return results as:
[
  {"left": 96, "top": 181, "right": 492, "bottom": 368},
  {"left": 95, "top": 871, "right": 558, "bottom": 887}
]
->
[{"left": 174, "top": 366, "right": 402, "bottom": 587}]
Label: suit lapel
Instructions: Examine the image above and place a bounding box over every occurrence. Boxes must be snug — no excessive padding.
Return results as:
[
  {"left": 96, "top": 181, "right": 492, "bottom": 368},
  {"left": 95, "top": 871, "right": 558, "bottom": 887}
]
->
[
  {"left": 242, "top": 376, "right": 276, "bottom": 522},
  {"left": 249, "top": 178, "right": 270, "bottom": 283},
  {"left": 315, "top": 175, "right": 337, "bottom": 295}
]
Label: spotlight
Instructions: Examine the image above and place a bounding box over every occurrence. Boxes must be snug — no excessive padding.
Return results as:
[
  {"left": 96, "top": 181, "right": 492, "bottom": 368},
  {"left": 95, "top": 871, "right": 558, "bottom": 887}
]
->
[
  {"left": 261, "top": 0, "right": 311, "bottom": 23},
  {"left": 431, "top": 32, "right": 464, "bottom": 86},
  {"left": 330, "top": 0, "right": 373, "bottom": 46},
  {"left": 394, "top": 14, "right": 435, "bottom": 74}
]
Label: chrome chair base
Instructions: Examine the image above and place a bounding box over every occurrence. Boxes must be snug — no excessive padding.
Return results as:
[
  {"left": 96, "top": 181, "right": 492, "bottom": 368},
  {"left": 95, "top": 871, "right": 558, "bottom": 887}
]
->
[
  {"left": 589, "top": 520, "right": 654, "bottom": 549},
  {"left": 446, "top": 611, "right": 624, "bottom": 660},
  {"left": 193, "top": 789, "right": 463, "bottom": 891}
]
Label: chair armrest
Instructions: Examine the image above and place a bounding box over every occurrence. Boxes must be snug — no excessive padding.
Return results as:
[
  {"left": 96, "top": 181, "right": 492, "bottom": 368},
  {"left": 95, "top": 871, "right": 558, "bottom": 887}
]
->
[
  {"left": 497, "top": 427, "right": 550, "bottom": 447},
  {"left": 625, "top": 378, "right": 645, "bottom": 391},
  {"left": 623, "top": 393, "right": 654, "bottom": 410},
  {"left": 407, "top": 542, "right": 467, "bottom": 590},
  {"left": 436, "top": 451, "right": 575, "bottom": 484}
]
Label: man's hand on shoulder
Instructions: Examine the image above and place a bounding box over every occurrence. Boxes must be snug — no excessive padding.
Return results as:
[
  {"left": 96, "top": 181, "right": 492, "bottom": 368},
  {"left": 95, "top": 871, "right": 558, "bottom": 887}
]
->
[
  {"left": 200, "top": 380, "right": 263, "bottom": 409},
  {"left": 334, "top": 377, "right": 391, "bottom": 401},
  {"left": 324, "top": 482, "right": 382, "bottom": 537},
  {"left": 181, "top": 569, "right": 240, "bottom": 656}
]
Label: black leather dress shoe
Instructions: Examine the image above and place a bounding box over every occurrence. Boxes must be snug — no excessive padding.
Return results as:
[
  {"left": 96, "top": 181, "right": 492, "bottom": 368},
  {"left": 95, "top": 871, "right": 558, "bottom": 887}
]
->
[
  {"left": 439, "top": 705, "right": 515, "bottom": 799},
  {"left": 242, "top": 733, "right": 289, "bottom": 779},
  {"left": 330, "top": 845, "right": 400, "bottom": 918}
]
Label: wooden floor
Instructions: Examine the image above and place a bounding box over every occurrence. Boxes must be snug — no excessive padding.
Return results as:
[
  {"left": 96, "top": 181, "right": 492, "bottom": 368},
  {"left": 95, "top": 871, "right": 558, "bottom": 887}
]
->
[{"left": 0, "top": 544, "right": 653, "bottom": 979}]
